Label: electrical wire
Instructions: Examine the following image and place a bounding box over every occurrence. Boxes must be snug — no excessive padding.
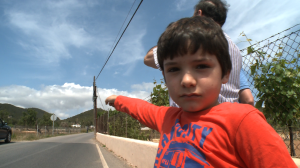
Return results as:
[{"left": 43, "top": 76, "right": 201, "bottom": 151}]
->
[
  {"left": 95, "top": 0, "right": 144, "bottom": 80},
  {"left": 104, "top": 0, "right": 137, "bottom": 67},
  {"left": 96, "top": 86, "right": 107, "bottom": 112},
  {"left": 143, "top": 95, "right": 151, "bottom": 101}
]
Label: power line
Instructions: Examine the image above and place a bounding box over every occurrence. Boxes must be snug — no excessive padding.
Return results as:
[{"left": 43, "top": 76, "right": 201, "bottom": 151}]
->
[
  {"left": 104, "top": 0, "right": 137, "bottom": 66},
  {"left": 143, "top": 95, "right": 151, "bottom": 101},
  {"left": 96, "top": 0, "right": 144, "bottom": 80},
  {"left": 96, "top": 86, "right": 106, "bottom": 112}
]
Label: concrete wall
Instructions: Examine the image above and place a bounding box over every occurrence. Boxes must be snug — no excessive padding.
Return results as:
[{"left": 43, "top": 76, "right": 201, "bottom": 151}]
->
[
  {"left": 293, "top": 158, "right": 300, "bottom": 168},
  {"left": 96, "top": 133, "right": 158, "bottom": 168},
  {"left": 96, "top": 133, "right": 300, "bottom": 168}
]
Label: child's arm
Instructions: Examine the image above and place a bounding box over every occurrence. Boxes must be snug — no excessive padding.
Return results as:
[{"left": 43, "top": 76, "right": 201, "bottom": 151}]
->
[
  {"left": 105, "top": 95, "right": 170, "bottom": 132},
  {"left": 235, "top": 111, "right": 297, "bottom": 168}
]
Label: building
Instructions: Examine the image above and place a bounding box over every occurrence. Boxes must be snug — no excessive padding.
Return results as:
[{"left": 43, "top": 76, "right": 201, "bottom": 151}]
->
[{"left": 71, "top": 124, "right": 81, "bottom": 128}]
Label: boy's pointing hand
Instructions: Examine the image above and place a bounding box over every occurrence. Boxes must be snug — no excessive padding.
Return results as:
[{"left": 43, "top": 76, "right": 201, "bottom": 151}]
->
[{"left": 105, "top": 95, "right": 118, "bottom": 107}]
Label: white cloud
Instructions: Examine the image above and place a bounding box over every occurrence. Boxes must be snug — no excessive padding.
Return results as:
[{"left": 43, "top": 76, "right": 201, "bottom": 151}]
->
[
  {"left": 105, "top": 25, "right": 147, "bottom": 76},
  {"left": 223, "top": 0, "right": 300, "bottom": 48},
  {"left": 174, "top": 0, "right": 198, "bottom": 11},
  {"left": 117, "top": 29, "right": 146, "bottom": 65},
  {"left": 131, "top": 82, "right": 155, "bottom": 92},
  {"left": 46, "top": 0, "right": 86, "bottom": 9},
  {"left": 7, "top": 10, "right": 93, "bottom": 63},
  {"left": 4, "top": 0, "right": 110, "bottom": 64},
  {"left": 4, "top": 0, "right": 147, "bottom": 70},
  {"left": 0, "top": 83, "right": 151, "bottom": 119}
]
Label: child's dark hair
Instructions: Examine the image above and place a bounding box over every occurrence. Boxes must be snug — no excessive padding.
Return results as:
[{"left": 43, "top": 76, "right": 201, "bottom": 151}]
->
[{"left": 157, "top": 16, "right": 231, "bottom": 78}]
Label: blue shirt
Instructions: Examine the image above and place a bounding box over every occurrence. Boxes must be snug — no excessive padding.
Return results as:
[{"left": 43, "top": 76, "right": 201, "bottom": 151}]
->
[{"left": 240, "top": 69, "right": 249, "bottom": 90}]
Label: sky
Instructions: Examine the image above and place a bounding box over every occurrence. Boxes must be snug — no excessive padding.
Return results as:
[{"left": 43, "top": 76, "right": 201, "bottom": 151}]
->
[{"left": 0, "top": 0, "right": 299, "bottom": 119}]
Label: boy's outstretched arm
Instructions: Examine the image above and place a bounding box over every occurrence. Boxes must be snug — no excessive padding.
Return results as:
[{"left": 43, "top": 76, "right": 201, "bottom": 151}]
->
[
  {"left": 144, "top": 46, "right": 158, "bottom": 69},
  {"left": 105, "top": 95, "right": 170, "bottom": 132}
]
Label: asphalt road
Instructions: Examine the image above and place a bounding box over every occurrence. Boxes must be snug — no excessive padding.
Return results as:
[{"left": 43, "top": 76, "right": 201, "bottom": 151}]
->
[{"left": 0, "top": 133, "right": 132, "bottom": 168}]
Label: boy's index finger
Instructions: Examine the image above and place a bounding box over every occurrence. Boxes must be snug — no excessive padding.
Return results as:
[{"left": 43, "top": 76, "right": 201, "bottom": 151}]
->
[
  {"left": 109, "top": 103, "right": 115, "bottom": 107},
  {"left": 105, "top": 97, "right": 110, "bottom": 104},
  {"left": 105, "top": 95, "right": 118, "bottom": 105}
]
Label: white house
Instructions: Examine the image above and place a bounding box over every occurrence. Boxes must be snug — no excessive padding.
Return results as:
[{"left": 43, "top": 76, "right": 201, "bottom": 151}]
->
[{"left": 71, "top": 124, "right": 81, "bottom": 128}]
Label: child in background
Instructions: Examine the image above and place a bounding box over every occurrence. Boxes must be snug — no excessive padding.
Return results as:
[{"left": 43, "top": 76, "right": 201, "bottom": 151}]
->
[{"left": 105, "top": 16, "right": 296, "bottom": 168}]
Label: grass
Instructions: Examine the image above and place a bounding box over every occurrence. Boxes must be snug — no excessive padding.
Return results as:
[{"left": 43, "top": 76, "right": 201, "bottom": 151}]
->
[
  {"left": 12, "top": 130, "right": 65, "bottom": 141},
  {"left": 11, "top": 128, "right": 92, "bottom": 141}
]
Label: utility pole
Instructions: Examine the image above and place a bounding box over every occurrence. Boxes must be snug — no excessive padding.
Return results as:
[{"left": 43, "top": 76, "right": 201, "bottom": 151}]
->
[
  {"left": 52, "top": 113, "right": 54, "bottom": 136},
  {"left": 93, "top": 76, "right": 98, "bottom": 135},
  {"left": 107, "top": 110, "right": 109, "bottom": 134}
]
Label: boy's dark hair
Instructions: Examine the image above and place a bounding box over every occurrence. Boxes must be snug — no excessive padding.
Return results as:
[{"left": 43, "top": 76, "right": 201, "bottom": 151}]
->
[
  {"left": 157, "top": 16, "right": 231, "bottom": 78},
  {"left": 194, "top": 0, "right": 228, "bottom": 26}
]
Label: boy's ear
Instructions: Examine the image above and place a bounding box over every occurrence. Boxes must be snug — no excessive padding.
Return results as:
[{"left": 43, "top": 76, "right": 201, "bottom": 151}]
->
[{"left": 221, "top": 71, "right": 230, "bottom": 84}]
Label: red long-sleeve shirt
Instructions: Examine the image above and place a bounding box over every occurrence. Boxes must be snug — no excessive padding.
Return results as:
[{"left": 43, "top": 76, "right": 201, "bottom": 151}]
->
[{"left": 115, "top": 96, "right": 297, "bottom": 168}]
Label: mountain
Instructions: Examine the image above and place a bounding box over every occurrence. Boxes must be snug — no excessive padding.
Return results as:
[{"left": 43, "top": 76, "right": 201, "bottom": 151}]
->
[
  {"left": 61, "top": 108, "right": 105, "bottom": 126},
  {"left": 0, "top": 103, "right": 104, "bottom": 126},
  {"left": 0, "top": 103, "right": 58, "bottom": 124}
]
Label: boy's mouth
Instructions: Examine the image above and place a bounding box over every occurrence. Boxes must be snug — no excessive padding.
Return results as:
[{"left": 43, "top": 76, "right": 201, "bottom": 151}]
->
[{"left": 180, "top": 93, "right": 200, "bottom": 97}]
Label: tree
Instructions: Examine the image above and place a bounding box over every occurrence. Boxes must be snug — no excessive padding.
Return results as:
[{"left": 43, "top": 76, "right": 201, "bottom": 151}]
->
[
  {"left": 0, "top": 110, "right": 9, "bottom": 120},
  {"left": 20, "top": 109, "right": 37, "bottom": 127},
  {"left": 39, "top": 113, "right": 52, "bottom": 126},
  {"left": 106, "top": 109, "right": 147, "bottom": 140},
  {"left": 150, "top": 79, "right": 169, "bottom": 106},
  {"left": 246, "top": 33, "right": 300, "bottom": 156},
  {"left": 101, "top": 79, "right": 170, "bottom": 140}
]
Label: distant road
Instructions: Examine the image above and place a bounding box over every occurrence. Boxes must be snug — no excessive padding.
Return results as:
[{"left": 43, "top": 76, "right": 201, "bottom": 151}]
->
[{"left": 0, "top": 133, "right": 132, "bottom": 168}]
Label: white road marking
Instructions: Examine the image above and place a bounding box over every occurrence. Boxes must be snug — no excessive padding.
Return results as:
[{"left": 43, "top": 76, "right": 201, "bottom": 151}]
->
[{"left": 96, "top": 144, "right": 109, "bottom": 168}]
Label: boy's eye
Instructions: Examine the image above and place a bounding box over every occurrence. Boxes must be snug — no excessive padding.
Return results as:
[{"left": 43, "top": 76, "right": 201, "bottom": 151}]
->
[
  {"left": 167, "top": 67, "right": 179, "bottom": 72},
  {"left": 196, "top": 64, "right": 209, "bottom": 69}
]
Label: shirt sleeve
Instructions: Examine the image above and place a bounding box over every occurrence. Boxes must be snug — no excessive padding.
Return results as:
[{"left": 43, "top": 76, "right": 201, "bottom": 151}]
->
[
  {"left": 240, "top": 69, "right": 250, "bottom": 90},
  {"left": 114, "top": 96, "right": 169, "bottom": 132},
  {"left": 153, "top": 47, "right": 162, "bottom": 71},
  {"left": 235, "top": 111, "right": 297, "bottom": 168}
]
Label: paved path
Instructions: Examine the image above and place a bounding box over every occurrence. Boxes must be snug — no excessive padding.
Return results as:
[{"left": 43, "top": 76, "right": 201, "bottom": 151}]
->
[{"left": 0, "top": 133, "right": 132, "bottom": 168}]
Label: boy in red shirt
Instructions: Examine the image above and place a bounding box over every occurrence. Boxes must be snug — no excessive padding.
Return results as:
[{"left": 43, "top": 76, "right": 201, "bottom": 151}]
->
[{"left": 105, "top": 16, "right": 296, "bottom": 168}]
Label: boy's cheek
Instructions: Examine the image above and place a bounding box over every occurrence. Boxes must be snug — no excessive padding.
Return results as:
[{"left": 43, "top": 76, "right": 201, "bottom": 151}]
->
[{"left": 162, "top": 72, "right": 176, "bottom": 84}]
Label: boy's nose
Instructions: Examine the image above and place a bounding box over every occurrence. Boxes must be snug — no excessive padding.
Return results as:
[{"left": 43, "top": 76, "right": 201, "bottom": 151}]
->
[{"left": 181, "top": 73, "right": 196, "bottom": 88}]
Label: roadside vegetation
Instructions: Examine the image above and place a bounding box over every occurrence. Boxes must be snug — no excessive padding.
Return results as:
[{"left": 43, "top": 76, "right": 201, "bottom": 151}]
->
[
  {"left": 11, "top": 127, "right": 92, "bottom": 141},
  {"left": 1, "top": 104, "right": 97, "bottom": 142}
]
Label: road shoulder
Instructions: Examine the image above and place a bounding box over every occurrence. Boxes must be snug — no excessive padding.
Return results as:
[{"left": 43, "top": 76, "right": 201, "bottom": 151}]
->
[{"left": 93, "top": 138, "right": 135, "bottom": 168}]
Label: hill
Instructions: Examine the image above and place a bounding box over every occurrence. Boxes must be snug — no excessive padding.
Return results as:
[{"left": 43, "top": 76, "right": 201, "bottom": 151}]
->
[
  {"left": 0, "top": 103, "right": 59, "bottom": 125},
  {"left": 0, "top": 103, "right": 105, "bottom": 127},
  {"left": 61, "top": 108, "right": 105, "bottom": 127}
]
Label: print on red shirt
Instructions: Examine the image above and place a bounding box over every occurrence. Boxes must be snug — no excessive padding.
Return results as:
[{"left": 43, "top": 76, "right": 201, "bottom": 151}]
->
[{"left": 155, "top": 119, "right": 213, "bottom": 168}]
